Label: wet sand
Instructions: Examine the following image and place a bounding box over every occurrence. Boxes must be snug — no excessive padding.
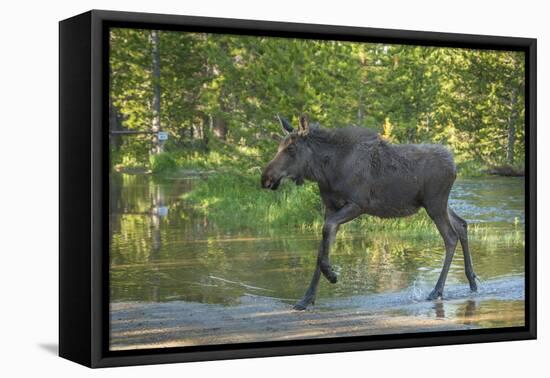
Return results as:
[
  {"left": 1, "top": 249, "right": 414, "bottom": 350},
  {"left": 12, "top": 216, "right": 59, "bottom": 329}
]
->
[{"left": 110, "top": 276, "right": 524, "bottom": 351}]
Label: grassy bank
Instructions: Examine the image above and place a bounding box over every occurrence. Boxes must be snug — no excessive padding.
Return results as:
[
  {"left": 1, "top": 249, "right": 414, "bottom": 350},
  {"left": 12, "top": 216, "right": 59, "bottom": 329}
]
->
[
  {"left": 182, "top": 169, "right": 443, "bottom": 236},
  {"left": 114, "top": 142, "right": 523, "bottom": 178},
  {"left": 181, "top": 171, "right": 524, "bottom": 247},
  {"left": 113, "top": 145, "right": 524, "bottom": 241}
]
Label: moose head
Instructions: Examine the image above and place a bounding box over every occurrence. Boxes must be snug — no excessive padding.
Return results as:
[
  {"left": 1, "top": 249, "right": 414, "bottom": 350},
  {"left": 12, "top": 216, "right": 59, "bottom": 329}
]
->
[{"left": 261, "top": 114, "right": 312, "bottom": 190}]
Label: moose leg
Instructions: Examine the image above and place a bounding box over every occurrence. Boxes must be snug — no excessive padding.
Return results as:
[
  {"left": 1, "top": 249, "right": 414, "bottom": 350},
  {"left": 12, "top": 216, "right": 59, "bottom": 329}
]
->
[
  {"left": 320, "top": 206, "right": 338, "bottom": 283},
  {"left": 292, "top": 266, "right": 322, "bottom": 311},
  {"left": 293, "top": 203, "right": 362, "bottom": 310},
  {"left": 449, "top": 208, "right": 478, "bottom": 292},
  {"left": 426, "top": 207, "right": 459, "bottom": 300}
]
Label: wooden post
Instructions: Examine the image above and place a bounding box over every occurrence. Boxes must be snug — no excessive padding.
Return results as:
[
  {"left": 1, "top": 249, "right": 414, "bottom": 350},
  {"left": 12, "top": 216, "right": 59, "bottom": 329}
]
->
[{"left": 151, "top": 30, "right": 163, "bottom": 154}]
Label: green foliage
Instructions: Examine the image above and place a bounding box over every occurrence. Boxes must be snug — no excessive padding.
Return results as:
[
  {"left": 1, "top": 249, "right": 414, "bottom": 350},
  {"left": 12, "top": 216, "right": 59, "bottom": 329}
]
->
[
  {"left": 109, "top": 28, "right": 526, "bottom": 173},
  {"left": 183, "top": 174, "right": 322, "bottom": 230},
  {"left": 183, "top": 171, "right": 442, "bottom": 234},
  {"left": 150, "top": 152, "right": 177, "bottom": 173},
  {"left": 179, "top": 170, "right": 526, "bottom": 240}
]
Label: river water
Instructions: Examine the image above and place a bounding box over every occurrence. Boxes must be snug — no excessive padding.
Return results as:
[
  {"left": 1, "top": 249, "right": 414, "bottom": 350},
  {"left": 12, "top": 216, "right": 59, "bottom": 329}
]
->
[{"left": 109, "top": 173, "right": 526, "bottom": 348}]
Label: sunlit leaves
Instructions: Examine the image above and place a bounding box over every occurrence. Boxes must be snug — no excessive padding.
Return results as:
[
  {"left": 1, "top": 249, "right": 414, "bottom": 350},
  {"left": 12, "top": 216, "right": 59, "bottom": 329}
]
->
[{"left": 109, "top": 28, "right": 525, "bottom": 169}]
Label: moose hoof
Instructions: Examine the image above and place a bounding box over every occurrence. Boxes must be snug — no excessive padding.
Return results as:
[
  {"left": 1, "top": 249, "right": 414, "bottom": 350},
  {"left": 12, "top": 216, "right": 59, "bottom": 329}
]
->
[
  {"left": 323, "top": 271, "right": 338, "bottom": 284},
  {"left": 293, "top": 297, "right": 315, "bottom": 311},
  {"left": 293, "top": 303, "right": 307, "bottom": 311},
  {"left": 427, "top": 289, "right": 443, "bottom": 301},
  {"left": 468, "top": 274, "right": 480, "bottom": 292},
  {"left": 321, "top": 267, "right": 338, "bottom": 284}
]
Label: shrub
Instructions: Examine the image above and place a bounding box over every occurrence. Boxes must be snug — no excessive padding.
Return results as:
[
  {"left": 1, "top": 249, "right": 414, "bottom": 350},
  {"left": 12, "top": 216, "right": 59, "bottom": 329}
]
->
[{"left": 150, "top": 152, "right": 177, "bottom": 173}]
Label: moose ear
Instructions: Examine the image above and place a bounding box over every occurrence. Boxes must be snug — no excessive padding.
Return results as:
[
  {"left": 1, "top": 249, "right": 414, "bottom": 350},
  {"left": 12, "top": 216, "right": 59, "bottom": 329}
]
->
[
  {"left": 277, "top": 114, "right": 293, "bottom": 134},
  {"left": 298, "top": 114, "right": 309, "bottom": 136}
]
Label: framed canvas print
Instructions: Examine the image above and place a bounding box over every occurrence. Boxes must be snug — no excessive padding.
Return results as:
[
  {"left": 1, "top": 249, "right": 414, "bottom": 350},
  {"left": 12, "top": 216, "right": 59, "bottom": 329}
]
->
[{"left": 59, "top": 10, "right": 537, "bottom": 368}]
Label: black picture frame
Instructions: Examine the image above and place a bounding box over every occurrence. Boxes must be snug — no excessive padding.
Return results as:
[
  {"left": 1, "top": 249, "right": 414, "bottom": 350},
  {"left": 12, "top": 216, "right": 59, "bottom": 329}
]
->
[{"left": 59, "top": 9, "right": 537, "bottom": 368}]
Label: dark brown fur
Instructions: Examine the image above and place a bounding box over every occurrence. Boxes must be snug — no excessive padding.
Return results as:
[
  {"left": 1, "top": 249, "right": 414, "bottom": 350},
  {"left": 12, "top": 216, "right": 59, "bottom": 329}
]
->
[{"left": 261, "top": 116, "right": 478, "bottom": 310}]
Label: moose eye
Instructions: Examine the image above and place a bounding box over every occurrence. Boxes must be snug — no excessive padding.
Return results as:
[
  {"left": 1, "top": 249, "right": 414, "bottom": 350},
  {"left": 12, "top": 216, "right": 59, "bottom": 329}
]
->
[{"left": 286, "top": 144, "right": 296, "bottom": 156}]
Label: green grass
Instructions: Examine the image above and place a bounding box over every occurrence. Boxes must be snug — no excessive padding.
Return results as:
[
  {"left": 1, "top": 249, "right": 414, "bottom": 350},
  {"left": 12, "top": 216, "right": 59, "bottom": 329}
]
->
[
  {"left": 112, "top": 152, "right": 149, "bottom": 171},
  {"left": 469, "top": 222, "right": 525, "bottom": 245},
  {"left": 150, "top": 152, "right": 178, "bottom": 173},
  {"left": 112, "top": 144, "right": 525, "bottom": 248},
  {"left": 182, "top": 173, "right": 322, "bottom": 230},
  {"left": 115, "top": 141, "right": 504, "bottom": 179},
  {"left": 180, "top": 164, "right": 524, "bottom": 245},
  {"left": 182, "top": 171, "right": 445, "bottom": 235},
  {"left": 113, "top": 144, "right": 524, "bottom": 239},
  {"left": 456, "top": 160, "right": 489, "bottom": 178},
  {"left": 455, "top": 159, "right": 525, "bottom": 178}
]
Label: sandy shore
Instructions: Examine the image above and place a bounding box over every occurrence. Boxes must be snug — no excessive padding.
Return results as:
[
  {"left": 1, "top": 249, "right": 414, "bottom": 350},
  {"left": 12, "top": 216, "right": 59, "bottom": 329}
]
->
[{"left": 110, "top": 277, "right": 524, "bottom": 351}]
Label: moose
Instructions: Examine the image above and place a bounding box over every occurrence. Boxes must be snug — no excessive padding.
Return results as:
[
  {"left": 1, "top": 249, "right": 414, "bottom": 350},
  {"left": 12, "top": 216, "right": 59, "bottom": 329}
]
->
[{"left": 261, "top": 115, "right": 479, "bottom": 310}]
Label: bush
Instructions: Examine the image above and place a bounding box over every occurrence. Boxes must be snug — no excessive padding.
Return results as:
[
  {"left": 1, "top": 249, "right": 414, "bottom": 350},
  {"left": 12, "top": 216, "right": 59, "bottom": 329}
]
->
[
  {"left": 150, "top": 152, "right": 177, "bottom": 173},
  {"left": 182, "top": 172, "right": 443, "bottom": 235}
]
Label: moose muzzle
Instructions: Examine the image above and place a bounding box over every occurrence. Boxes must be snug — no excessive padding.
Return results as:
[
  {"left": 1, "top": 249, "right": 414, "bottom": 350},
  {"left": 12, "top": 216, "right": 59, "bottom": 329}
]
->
[{"left": 261, "top": 173, "right": 283, "bottom": 190}]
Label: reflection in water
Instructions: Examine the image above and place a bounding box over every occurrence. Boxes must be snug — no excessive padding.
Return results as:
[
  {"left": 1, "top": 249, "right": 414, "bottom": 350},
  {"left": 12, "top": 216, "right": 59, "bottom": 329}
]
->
[
  {"left": 432, "top": 299, "right": 478, "bottom": 322},
  {"left": 109, "top": 173, "right": 525, "bottom": 329},
  {"left": 451, "top": 177, "right": 525, "bottom": 224},
  {"left": 434, "top": 301, "right": 445, "bottom": 319},
  {"left": 462, "top": 300, "right": 477, "bottom": 324},
  {"left": 425, "top": 297, "right": 524, "bottom": 328}
]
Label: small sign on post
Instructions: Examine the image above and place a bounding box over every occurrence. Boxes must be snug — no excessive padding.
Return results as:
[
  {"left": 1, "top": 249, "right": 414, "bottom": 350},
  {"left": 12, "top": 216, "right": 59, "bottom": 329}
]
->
[{"left": 158, "top": 131, "right": 169, "bottom": 141}]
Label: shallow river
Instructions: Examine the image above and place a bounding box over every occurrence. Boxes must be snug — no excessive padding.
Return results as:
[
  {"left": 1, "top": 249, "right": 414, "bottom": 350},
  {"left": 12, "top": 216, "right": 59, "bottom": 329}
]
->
[{"left": 109, "top": 173, "right": 526, "bottom": 348}]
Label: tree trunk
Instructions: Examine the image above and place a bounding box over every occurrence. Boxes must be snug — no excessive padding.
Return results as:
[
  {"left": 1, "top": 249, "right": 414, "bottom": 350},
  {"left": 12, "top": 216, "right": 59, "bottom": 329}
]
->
[
  {"left": 109, "top": 100, "right": 123, "bottom": 151},
  {"left": 506, "top": 87, "right": 518, "bottom": 165},
  {"left": 108, "top": 64, "right": 122, "bottom": 151},
  {"left": 151, "top": 30, "right": 163, "bottom": 154},
  {"left": 212, "top": 115, "right": 228, "bottom": 140},
  {"left": 201, "top": 114, "right": 210, "bottom": 151}
]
